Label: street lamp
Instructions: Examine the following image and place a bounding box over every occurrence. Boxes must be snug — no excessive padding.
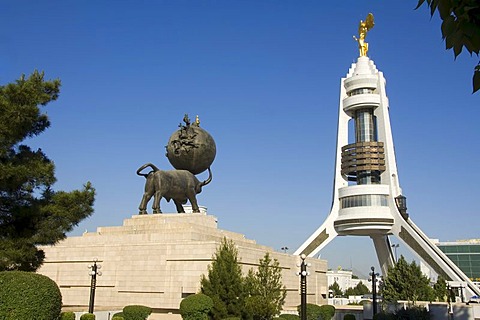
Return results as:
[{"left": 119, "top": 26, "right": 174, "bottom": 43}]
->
[
  {"left": 395, "top": 195, "right": 408, "bottom": 220},
  {"left": 391, "top": 244, "right": 399, "bottom": 262},
  {"left": 87, "top": 259, "right": 102, "bottom": 314},
  {"left": 369, "top": 266, "right": 380, "bottom": 317},
  {"left": 281, "top": 247, "right": 289, "bottom": 253},
  {"left": 296, "top": 254, "right": 310, "bottom": 320}
]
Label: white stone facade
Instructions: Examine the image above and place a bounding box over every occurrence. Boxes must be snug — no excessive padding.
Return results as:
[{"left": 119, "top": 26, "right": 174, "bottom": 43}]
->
[{"left": 37, "top": 213, "right": 327, "bottom": 314}]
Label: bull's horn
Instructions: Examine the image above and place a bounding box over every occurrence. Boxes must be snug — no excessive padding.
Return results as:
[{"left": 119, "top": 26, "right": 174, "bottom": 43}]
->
[{"left": 201, "top": 167, "right": 212, "bottom": 186}]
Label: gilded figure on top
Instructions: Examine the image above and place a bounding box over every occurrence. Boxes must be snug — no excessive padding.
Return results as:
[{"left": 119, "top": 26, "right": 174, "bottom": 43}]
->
[{"left": 353, "top": 13, "right": 375, "bottom": 57}]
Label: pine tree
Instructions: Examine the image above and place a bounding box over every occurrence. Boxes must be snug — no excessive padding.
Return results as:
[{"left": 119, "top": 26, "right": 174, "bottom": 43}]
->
[
  {"left": 245, "top": 252, "right": 286, "bottom": 320},
  {"left": 0, "top": 71, "right": 95, "bottom": 271},
  {"left": 200, "top": 237, "right": 245, "bottom": 320},
  {"left": 382, "top": 256, "right": 434, "bottom": 304},
  {"left": 329, "top": 281, "right": 343, "bottom": 297}
]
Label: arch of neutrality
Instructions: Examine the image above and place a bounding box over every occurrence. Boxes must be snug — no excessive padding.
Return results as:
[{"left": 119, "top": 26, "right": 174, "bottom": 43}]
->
[{"left": 295, "top": 13, "right": 480, "bottom": 298}]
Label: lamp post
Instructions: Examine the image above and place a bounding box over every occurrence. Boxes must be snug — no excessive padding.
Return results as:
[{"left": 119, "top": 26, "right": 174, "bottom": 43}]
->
[
  {"left": 281, "top": 247, "right": 289, "bottom": 253},
  {"left": 88, "top": 259, "right": 102, "bottom": 314},
  {"left": 369, "top": 266, "right": 380, "bottom": 317},
  {"left": 395, "top": 195, "right": 408, "bottom": 220},
  {"left": 391, "top": 244, "right": 399, "bottom": 262},
  {"left": 297, "top": 254, "right": 310, "bottom": 320}
]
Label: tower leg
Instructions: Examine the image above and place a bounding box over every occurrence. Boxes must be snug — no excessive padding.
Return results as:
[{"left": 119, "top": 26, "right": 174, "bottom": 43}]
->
[
  {"left": 371, "top": 235, "right": 395, "bottom": 276},
  {"left": 294, "top": 212, "right": 338, "bottom": 257}
]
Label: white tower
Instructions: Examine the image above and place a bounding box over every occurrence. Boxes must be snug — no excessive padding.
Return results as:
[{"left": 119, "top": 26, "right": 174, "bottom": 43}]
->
[{"left": 295, "top": 15, "right": 480, "bottom": 298}]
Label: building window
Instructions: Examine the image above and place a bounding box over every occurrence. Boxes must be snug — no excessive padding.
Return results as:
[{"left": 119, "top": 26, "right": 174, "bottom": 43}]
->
[{"left": 340, "top": 194, "right": 388, "bottom": 208}]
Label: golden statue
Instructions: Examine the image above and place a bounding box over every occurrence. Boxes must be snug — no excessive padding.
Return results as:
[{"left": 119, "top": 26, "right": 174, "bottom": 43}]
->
[{"left": 353, "top": 13, "right": 375, "bottom": 57}]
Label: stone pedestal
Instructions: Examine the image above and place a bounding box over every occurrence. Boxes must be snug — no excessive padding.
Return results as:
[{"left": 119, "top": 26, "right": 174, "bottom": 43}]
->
[{"left": 38, "top": 213, "right": 327, "bottom": 313}]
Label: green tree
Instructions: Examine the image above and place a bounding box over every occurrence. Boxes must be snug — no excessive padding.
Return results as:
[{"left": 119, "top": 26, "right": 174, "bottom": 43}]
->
[
  {"left": 433, "top": 276, "right": 449, "bottom": 302},
  {"left": 382, "top": 256, "right": 434, "bottom": 304},
  {"left": 329, "top": 281, "right": 343, "bottom": 297},
  {"left": 345, "top": 281, "right": 370, "bottom": 296},
  {"left": 416, "top": 0, "right": 480, "bottom": 93},
  {"left": 200, "top": 238, "right": 245, "bottom": 320},
  {"left": 245, "top": 252, "right": 287, "bottom": 320},
  {"left": 0, "top": 71, "right": 95, "bottom": 271}
]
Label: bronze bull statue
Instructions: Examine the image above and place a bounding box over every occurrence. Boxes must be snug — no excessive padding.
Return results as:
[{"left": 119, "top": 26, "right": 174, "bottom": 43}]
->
[{"left": 137, "top": 163, "right": 212, "bottom": 214}]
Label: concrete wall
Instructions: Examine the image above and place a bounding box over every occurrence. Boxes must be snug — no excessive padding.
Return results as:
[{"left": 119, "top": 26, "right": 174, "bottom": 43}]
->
[{"left": 38, "top": 213, "right": 327, "bottom": 314}]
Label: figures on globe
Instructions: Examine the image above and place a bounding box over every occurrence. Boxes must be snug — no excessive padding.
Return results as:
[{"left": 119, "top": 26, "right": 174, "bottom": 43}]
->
[
  {"left": 166, "top": 114, "right": 216, "bottom": 175},
  {"left": 353, "top": 13, "right": 375, "bottom": 57},
  {"left": 137, "top": 114, "right": 216, "bottom": 214}
]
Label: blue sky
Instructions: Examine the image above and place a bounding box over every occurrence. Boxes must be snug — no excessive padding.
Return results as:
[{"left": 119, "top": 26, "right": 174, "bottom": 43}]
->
[{"left": 2, "top": 1, "right": 479, "bottom": 278}]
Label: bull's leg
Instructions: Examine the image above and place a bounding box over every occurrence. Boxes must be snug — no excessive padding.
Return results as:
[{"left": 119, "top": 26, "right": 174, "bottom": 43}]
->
[
  {"left": 173, "top": 200, "right": 185, "bottom": 213},
  {"left": 139, "top": 192, "right": 153, "bottom": 215},
  {"left": 187, "top": 189, "right": 200, "bottom": 213},
  {"left": 152, "top": 191, "right": 162, "bottom": 214}
]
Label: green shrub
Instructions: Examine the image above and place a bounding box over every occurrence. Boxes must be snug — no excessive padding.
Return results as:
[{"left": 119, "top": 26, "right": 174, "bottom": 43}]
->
[
  {"left": 80, "top": 313, "right": 96, "bottom": 320},
  {"left": 113, "top": 312, "right": 124, "bottom": 318},
  {"left": 112, "top": 317, "right": 124, "bottom": 320},
  {"left": 394, "top": 306, "right": 430, "bottom": 320},
  {"left": 0, "top": 271, "right": 62, "bottom": 320},
  {"left": 61, "top": 311, "right": 76, "bottom": 320},
  {"left": 297, "top": 303, "right": 322, "bottom": 320},
  {"left": 343, "top": 314, "right": 356, "bottom": 320},
  {"left": 279, "top": 314, "right": 300, "bottom": 320},
  {"left": 123, "top": 305, "right": 152, "bottom": 320},
  {"left": 319, "top": 305, "right": 335, "bottom": 320},
  {"left": 222, "top": 318, "right": 241, "bottom": 320},
  {"left": 180, "top": 293, "right": 213, "bottom": 320}
]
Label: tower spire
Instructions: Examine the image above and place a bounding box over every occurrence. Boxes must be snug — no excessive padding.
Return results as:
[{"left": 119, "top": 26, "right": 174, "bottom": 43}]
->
[{"left": 295, "top": 15, "right": 480, "bottom": 299}]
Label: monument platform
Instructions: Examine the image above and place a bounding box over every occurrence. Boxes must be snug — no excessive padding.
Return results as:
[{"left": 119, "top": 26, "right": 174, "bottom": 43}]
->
[{"left": 37, "top": 212, "right": 327, "bottom": 314}]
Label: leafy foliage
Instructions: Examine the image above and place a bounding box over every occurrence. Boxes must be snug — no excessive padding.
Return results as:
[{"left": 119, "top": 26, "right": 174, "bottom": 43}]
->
[
  {"left": 61, "top": 311, "right": 76, "bottom": 320},
  {"left": 329, "top": 281, "right": 343, "bottom": 297},
  {"left": 122, "top": 305, "right": 152, "bottom": 320},
  {"left": 319, "top": 305, "right": 335, "bottom": 320},
  {"left": 0, "top": 71, "right": 95, "bottom": 271},
  {"left": 297, "top": 303, "right": 322, "bottom": 320},
  {"left": 279, "top": 315, "right": 300, "bottom": 320},
  {"left": 345, "top": 281, "right": 370, "bottom": 297},
  {"left": 245, "top": 252, "right": 287, "bottom": 320},
  {"left": 180, "top": 293, "right": 213, "bottom": 320},
  {"left": 0, "top": 271, "right": 62, "bottom": 320},
  {"left": 381, "top": 256, "right": 434, "bottom": 304},
  {"left": 80, "top": 313, "right": 96, "bottom": 320},
  {"left": 201, "top": 238, "right": 246, "bottom": 320},
  {"left": 416, "top": 0, "right": 480, "bottom": 93},
  {"left": 433, "top": 276, "right": 449, "bottom": 302}
]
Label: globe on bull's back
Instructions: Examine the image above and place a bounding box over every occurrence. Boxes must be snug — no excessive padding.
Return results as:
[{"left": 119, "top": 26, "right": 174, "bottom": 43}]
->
[{"left": 166, "top": 114, "right": 216, "bottom": 175}]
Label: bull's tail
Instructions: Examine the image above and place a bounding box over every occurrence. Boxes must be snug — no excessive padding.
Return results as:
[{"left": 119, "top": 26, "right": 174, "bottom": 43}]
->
[
  {"left": 200, "top": 167, "right": 212, "bottom": 187},
  {"left": 136, "top": 163, "right": 160, "bottom": 178}
]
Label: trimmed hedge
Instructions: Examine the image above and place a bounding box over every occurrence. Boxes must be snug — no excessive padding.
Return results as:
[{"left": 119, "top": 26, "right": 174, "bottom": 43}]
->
[
  {"left": 297, "top": 303, "right": 322, "bottom": 320},
  {"left": 180, "top": 293, "right": 213, "bottom": 320},
  {"left": 61, "top": 311, "right": 76, "bottom": 320},
  {"left": 0, "top": 271, "right": 62, "bottom": 320},
  {"left": 123, "top": 305, "right": 152, "bottom": 320},
  {"left": 319, "top": 305, "right": 335, "bottom": 320},
  {"left": 279, "top": 314, "right": 300, "bottom": 320},
  {"left": 112, "top": 317, "right": 125, "bottom": 320},
  {"left": 80, "top": 313, "right": 96, "bottom": 320}
]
